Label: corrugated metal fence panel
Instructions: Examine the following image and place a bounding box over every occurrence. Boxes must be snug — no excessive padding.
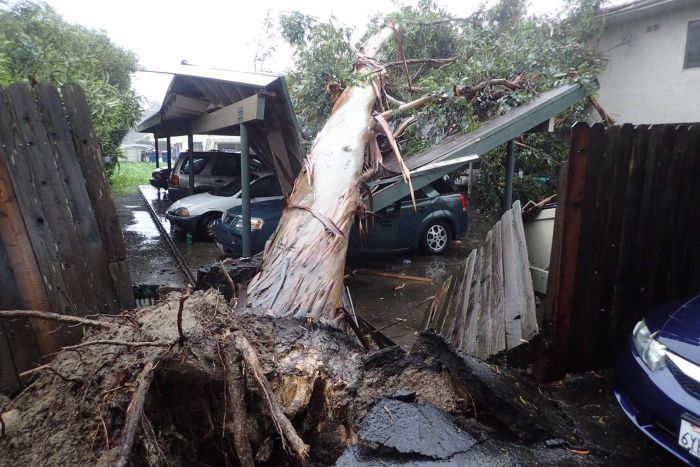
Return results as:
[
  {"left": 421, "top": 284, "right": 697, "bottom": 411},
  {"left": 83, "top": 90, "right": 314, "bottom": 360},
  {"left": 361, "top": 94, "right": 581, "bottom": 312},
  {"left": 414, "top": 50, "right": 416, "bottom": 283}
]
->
[{"left": 542, "top": 123, "right": 700, "bottom": 376}]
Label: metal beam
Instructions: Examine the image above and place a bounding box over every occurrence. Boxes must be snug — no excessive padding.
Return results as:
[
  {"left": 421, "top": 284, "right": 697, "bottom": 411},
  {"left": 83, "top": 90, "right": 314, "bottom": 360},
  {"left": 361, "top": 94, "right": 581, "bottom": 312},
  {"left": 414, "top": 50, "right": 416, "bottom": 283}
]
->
[
  {"left": 188, "top": 134, "right": 194, "bottom": 196},
  {"left": 504, "top": 139, "right": 516, "bottom": 212},
  {"left": 154, "top": 135, "right": 159, "bottom": 168},
  {"left": 166, "top": 136, "right": 172, "bottom": 170},
  {"left": 240, "top": 124, "right": 252, "bottom": 257}
]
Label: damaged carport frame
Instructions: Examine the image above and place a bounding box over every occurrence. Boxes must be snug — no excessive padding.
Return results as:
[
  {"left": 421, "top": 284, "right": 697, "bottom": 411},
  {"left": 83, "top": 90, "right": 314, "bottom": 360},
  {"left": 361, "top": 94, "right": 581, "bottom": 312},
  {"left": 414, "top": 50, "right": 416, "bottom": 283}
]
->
[
  {"left": 137, "top": 65, "right": 304, "bottom": 256},
  {"left": 368, "top": 83, "right": 587, "bottom": 212}
]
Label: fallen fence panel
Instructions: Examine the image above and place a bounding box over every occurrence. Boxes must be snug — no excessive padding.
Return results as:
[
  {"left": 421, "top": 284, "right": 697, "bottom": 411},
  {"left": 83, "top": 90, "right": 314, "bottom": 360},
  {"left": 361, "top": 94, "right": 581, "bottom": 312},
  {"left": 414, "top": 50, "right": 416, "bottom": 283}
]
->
[{"left": 425, "top": 200, "right": 538, "bottom": 359}]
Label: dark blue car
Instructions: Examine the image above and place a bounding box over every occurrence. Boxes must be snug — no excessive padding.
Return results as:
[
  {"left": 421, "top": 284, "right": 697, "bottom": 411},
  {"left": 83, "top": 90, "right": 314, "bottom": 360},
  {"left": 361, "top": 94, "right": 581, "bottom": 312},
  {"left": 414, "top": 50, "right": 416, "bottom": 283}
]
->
[
  {"left": 615, "top": 294, "right": 700, "bottom": 465},
  {"left": 213, "top": 179, "right": 469, "bottom": 257}
]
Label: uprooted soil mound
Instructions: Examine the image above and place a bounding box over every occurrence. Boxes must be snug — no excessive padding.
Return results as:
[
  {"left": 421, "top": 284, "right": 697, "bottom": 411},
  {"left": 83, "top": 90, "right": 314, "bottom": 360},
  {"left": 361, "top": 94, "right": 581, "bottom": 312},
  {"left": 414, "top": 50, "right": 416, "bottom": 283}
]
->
[{"left": 0, "top": 290, "right": 660, "bottom": 466}]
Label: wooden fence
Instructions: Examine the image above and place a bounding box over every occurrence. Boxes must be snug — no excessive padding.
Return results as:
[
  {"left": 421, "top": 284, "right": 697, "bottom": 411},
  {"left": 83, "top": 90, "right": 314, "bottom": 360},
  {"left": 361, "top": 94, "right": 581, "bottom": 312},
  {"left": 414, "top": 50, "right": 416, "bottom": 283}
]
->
[
  {"left": 541, "top": 123, "right": 700, "bottom": 378},
  {"left": 423, "top": 200, "right": 538, "bottom": 359},
  {"left": 0, "top": 83, "right": 134, "bottom": 394}
]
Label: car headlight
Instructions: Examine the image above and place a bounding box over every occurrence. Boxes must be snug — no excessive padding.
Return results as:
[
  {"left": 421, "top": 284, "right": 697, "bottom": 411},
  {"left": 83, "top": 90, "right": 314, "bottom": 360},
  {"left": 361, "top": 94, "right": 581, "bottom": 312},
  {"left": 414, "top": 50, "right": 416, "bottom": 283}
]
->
[
  {"left": 234, "top": 217, "right": 265, "bottom": 230},
  {"left": 632, "top": 320, "right": 667, "bottom": 371},
  {"left": 173, "top": 207, "right": 190, "bottom": 217}
]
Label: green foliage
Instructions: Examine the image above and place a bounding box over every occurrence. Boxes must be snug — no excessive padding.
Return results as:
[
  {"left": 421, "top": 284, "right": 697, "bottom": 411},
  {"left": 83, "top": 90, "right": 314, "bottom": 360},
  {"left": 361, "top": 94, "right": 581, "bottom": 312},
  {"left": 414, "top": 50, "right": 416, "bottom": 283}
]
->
[
  {"left": 0, "top": 1, "right": 141, "bottom": 172},
  {"left": 109, "top": 162, "right": 155, "bottom": 195},
  {"left": 275, "top": 0, "right": 606, "bottom": 213},
  {"left": 279, "top": 12, "right": 358, "bottom": 140}
]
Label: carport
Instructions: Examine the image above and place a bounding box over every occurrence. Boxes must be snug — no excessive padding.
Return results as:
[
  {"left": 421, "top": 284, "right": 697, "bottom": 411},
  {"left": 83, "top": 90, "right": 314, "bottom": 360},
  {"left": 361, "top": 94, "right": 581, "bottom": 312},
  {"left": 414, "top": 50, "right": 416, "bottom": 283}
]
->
[{"left": 137, "top": 64, "right": 303, "bottom": 256}]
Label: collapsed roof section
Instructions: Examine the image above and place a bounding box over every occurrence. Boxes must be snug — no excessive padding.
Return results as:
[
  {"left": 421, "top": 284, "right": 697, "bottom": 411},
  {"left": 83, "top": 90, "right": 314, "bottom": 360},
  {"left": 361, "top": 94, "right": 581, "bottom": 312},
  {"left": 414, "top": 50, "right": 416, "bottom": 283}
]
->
[
  {"left": 137, "top": 65, "right": 303, "bottom": 194},
  {"left": 370, "top": 83, "right": 588, "bottom": 211}
]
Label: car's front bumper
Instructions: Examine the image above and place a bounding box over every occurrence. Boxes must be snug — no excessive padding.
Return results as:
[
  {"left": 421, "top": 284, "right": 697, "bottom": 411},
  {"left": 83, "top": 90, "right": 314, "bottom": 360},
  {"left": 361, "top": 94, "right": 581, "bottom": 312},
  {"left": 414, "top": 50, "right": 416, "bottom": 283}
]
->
[
  {"left": 165, "top": 212, "right": 200, "bottom": 232},
  {"left": 213, "top": 225, "right": 265, "bottom": 256},
  {"left": 615, "top": 338, "right": 700, "bottom": 465}
]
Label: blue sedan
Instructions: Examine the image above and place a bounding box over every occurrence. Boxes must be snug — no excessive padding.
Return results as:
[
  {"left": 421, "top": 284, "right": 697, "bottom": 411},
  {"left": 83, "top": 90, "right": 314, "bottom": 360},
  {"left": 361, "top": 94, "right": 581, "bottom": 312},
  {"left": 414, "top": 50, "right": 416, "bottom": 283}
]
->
[{"left": 615, "top": 294, "right": 700, "bottom": 465}]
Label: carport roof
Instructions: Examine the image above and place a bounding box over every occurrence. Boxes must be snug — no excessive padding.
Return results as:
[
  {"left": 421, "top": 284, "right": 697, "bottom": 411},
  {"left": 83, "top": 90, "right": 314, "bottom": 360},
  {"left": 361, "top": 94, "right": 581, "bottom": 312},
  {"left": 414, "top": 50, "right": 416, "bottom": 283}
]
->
[{"left": 136, "top": 64, "right": 303, "bottom": 194}]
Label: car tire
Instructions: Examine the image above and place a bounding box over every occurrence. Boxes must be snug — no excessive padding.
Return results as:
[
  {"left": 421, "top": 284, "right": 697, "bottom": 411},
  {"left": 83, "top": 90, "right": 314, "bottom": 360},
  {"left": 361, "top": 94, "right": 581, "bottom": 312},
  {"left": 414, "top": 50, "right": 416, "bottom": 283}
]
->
[
  {"left": 198, "top": 212, "right": 221, "bottom": 240},
  {"left": 421, "top": 220, "right": 451, "bottom": 255}
]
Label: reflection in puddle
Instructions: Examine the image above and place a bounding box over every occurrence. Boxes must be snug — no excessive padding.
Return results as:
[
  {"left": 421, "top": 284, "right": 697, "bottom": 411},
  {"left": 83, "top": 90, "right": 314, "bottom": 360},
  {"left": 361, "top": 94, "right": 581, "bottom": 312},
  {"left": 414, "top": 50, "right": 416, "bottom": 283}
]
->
[{"left": 125, "top": 210, "right": 161, "bottom": 240}]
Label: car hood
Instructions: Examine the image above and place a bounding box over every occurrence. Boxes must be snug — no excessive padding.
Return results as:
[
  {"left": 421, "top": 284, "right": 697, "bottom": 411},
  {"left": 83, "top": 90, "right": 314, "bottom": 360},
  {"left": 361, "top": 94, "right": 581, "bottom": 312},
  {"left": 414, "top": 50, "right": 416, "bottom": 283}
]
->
[
  {"left": 653, "top": 294, "right": 700, "bottom": 364},
  {"left": 169, "top": 192, "right": 241, "bottom": 215}
]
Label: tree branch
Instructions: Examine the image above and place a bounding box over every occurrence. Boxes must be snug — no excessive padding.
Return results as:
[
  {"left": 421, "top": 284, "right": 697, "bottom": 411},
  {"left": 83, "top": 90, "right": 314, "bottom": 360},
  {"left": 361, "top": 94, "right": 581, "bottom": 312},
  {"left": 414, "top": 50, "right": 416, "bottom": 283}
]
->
[
  {"left": 61, "top": 340, "right": 173, "bottom": 351},
  {"left": 0, "top": 309, "right": 116, "bottom": 328},
  {"left": 384, "top": 57, "right": 457, "bottom": 68},
  {"left": 380, "top": 95, "right": 437, "bottom": 120}
]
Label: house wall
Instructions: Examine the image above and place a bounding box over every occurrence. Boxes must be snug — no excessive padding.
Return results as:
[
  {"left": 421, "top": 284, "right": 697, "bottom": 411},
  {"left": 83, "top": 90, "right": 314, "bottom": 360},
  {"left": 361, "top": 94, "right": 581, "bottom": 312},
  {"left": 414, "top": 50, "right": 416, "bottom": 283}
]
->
[{"left": 596, "top": 2, "right": 700, "bottom": 124}]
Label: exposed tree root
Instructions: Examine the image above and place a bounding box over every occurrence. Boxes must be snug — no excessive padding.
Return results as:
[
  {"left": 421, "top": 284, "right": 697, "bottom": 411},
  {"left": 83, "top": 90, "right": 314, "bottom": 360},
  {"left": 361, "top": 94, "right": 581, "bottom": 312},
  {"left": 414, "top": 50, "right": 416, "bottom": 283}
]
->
[{"left": 0, "top": 289, "right": 613, "bottom": 466}]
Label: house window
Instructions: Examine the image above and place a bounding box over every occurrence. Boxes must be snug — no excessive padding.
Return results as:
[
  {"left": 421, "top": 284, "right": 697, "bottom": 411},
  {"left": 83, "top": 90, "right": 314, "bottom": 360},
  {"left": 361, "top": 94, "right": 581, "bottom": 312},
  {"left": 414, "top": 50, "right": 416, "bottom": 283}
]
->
[{"left": 685, "top": 20, "right": 700, "bottom": 69}]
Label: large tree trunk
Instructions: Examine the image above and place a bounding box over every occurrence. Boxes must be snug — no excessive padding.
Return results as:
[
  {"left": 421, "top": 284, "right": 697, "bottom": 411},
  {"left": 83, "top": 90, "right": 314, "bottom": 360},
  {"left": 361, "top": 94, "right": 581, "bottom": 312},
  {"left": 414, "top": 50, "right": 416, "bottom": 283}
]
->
[{"left": 246, "top": 27, "right": 394, "bottom": 324}]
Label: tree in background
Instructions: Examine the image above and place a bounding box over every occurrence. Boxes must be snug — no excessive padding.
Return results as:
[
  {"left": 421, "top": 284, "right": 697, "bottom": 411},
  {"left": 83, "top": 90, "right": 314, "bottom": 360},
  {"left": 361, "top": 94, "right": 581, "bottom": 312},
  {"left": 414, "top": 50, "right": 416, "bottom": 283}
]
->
[
  {"left": 0, "top": 1, "right": 141, "bottom": 171},
  {"left": 276, "top": 0, "right": 606, "bottom": 215}
]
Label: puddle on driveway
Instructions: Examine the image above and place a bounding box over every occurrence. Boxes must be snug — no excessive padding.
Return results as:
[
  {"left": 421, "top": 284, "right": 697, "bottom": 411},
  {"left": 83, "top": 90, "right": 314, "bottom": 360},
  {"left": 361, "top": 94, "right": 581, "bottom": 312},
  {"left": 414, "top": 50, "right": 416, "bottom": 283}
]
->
[{"left": 124, "top": 210, "right": 162, "bottom": 243}]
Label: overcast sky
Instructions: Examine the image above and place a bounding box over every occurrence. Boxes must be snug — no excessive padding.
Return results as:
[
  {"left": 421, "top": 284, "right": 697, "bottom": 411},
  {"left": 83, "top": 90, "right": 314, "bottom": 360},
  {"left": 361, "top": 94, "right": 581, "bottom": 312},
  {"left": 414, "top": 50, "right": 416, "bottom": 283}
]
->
[{"left": 42, "top": 0, "right": 571, "bottom": 105}]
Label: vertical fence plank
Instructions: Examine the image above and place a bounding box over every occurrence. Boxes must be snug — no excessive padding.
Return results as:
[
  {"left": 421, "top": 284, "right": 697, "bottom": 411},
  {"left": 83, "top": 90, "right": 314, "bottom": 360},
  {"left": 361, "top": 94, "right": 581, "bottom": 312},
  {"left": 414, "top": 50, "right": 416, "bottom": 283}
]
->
[
  {"left": 612, "top": 126, "right": 650, "bottom": 337},
  {"left": 490, "top": 220, "right": 506, "bottom": 355},
  {"left": 0, "top": 237, "right": 41, "bottom": 394},
  {"left": 511, "top": 200, "right": 538, "bottom": 340},
  {"left": 570, "top": 123, "right": 610, "bottom": 369},
  {"left": 501, "top": 208, "right": 523, "bottom": 350},
  {"left": 475, "top": 229, "right": 493, "bottom": 359},
  {"left": 34, "top": 83, "right": 121, "bottom": 314},
  {"left": 461, "top": 247, "right": 483, "bottom": 354},
  {"left": 682, "top": 127, "right": 700, "bottom": 293},
  {"left": 539, "top": 123, "right": 590, "bottom": 379}
]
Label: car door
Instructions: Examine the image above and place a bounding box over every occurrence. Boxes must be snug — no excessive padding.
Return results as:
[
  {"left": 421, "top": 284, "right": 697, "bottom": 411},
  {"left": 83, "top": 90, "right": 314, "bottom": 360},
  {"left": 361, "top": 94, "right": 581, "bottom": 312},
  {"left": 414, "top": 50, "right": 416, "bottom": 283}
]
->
[
  {"left": 394, "top": 188, "right": 435, "bottom": 251},
  {"left": 209, "top": 157, "right": 241, "bottom": 191},
  {"left": 349, "top": 203, "right": 400, "bottom": 253}
]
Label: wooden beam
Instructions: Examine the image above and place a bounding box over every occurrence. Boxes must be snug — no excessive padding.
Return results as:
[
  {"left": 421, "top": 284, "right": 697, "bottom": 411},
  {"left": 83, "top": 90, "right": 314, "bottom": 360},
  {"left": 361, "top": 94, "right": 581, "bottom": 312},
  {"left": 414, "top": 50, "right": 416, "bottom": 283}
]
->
[{"left": 190, "top": 94, "right": 265, "bottom": 134}]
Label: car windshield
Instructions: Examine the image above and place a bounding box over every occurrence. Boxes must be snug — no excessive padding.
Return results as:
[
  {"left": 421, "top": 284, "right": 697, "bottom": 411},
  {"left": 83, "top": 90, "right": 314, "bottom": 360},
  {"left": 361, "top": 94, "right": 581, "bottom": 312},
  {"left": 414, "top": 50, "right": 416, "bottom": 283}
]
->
[{"left": 213, "top": 178, "right": 242, "bottom": 196}]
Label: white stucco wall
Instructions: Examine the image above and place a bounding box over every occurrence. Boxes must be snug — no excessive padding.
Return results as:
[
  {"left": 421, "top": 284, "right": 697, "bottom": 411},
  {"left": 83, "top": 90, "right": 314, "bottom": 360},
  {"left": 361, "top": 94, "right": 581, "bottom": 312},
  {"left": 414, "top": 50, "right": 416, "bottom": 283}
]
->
[{"left": 596, "top": 2, "right": 700, "bottom": 124}]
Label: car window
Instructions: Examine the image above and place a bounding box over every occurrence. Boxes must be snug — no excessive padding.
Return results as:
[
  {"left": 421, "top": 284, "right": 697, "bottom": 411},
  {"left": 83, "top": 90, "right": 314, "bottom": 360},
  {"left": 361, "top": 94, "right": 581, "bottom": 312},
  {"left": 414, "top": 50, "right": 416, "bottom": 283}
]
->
[
  {"left": 250, "top": 176, "right": 282, "bottom": 198},
  {"left": 179, "top": 157, "right": 207, "bottom": 174},
  {"left": 217, "top": 178, "right": 242, "bottom": 196},
  {"left": 430, "top": 178, "right": 458, "bottom": 195},
  {"left": 211, "top": 158, "right": 241, "bottom": 176},
  {"left": 399, "top": 189, "right": 428, "bottom": 203}
]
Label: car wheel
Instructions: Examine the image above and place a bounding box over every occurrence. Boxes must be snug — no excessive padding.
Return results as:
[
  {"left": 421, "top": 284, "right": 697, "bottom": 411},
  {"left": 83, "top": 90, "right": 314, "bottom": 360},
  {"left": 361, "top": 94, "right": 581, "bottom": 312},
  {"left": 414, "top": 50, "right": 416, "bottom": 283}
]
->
[
  {"left": 421, "top": 221, "right": 451, "bottom": 254},
  {"left": 198, "top": 213, "right": 221, "bottom": 240}
]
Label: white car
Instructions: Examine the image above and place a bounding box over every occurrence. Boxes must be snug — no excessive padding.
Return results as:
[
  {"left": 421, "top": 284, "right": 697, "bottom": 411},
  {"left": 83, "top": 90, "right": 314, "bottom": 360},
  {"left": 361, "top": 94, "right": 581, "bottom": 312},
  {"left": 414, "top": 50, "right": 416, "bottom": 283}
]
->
[{"left": 165, "top": 172, "right": 283, "bottom": 238}]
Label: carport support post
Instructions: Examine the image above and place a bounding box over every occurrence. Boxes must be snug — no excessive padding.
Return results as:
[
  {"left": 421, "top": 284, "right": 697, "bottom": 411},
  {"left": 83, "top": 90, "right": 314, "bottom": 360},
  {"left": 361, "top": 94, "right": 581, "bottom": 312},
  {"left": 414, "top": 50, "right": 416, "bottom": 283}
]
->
[
  {"left": 240, "top": 123, "right": 252, "bottom": 257},
  {"left": 154, "top": 136, "right": 159, "bottom": 168},
  {"left": 503, "top": 139, "right": 516, "bottom": 212},
  {"left": 188, "top": 134, "right": 195, "bottom": 196},
  {"left": 154, "top": 137, "right": 159, "bottom": 167},
  {"left": 167, "top": 136, "right": 172, "bottom": 170}
]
